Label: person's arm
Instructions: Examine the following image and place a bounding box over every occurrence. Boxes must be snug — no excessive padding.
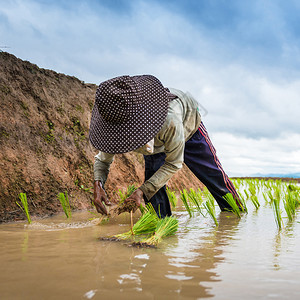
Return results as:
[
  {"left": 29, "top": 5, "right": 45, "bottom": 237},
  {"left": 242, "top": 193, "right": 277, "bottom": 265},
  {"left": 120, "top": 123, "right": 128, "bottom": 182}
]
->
[
  {"left": 94, "top": 152, "right": 114, "bottom": 185},
  {"left": 139, "top": 120, "right": 185, "bottom": 200},
  {"left": 93, "top": 152, "right": 114, "bottom": 215}
]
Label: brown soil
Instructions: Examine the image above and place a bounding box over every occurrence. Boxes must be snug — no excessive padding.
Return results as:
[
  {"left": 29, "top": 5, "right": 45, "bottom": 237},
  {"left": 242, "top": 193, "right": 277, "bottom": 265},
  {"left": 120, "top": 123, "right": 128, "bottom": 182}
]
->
[
  {"left": 0, "top": 52, "right": 203, "bottom": 223},
  {"left": 130, "top": 241, "right": 157, "bottom": 249}
]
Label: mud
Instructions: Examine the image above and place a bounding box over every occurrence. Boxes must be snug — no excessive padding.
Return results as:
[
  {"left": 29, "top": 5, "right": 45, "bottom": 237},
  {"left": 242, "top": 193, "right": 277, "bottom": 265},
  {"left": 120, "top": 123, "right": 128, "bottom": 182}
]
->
[{"left": 0, "top": 52, "right": 204, "bottom": 223}]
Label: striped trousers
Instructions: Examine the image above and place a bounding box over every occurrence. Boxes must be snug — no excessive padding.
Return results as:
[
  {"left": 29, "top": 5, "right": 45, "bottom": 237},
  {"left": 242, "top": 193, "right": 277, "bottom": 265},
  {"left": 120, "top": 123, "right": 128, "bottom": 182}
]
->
[{"left": 144, "top": 122, "right": 240, "bottom": 217}]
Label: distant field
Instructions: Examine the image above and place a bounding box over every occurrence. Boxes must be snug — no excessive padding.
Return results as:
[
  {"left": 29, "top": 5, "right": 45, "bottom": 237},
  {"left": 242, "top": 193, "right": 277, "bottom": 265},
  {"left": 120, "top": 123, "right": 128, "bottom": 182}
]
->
[{"left": 231, "top": 177, "right": 300, "bottom": 183}]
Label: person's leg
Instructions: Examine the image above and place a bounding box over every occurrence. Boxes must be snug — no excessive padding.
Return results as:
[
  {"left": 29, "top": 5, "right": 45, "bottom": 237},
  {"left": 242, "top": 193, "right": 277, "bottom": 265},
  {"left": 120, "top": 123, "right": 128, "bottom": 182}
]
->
[
  {"left": 184, "top": 122, "right": 241, "bottom": 211},
  {"left": 143, "top": 153, "right": 172, "bottom": 217}
]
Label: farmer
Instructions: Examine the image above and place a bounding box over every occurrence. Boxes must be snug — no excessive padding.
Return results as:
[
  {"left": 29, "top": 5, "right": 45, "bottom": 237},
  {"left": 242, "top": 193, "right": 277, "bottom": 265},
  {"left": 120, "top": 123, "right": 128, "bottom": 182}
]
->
[{"left": 89, "top": 75, "right": 240, "bottom": 217}]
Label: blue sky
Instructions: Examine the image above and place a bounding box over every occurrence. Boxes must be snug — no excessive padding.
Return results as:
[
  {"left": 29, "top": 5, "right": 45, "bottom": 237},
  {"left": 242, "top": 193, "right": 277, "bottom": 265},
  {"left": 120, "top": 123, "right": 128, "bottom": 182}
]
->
[{"left": 1, "top": 0, "right": 300, "bottom": 176}]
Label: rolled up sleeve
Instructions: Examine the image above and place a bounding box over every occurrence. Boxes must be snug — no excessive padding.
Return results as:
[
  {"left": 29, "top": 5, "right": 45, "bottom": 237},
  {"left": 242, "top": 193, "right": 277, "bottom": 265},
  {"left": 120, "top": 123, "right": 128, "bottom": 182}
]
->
[{"left": 94, "top": 152, "right": 115, "bottom": 185}]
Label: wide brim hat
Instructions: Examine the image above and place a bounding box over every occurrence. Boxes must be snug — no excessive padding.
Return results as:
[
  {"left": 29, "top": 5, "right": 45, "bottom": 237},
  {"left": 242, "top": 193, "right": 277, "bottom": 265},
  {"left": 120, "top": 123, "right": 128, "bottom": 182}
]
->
[{"left": 89, "top": 75, "right": 170, "bottom": 153}]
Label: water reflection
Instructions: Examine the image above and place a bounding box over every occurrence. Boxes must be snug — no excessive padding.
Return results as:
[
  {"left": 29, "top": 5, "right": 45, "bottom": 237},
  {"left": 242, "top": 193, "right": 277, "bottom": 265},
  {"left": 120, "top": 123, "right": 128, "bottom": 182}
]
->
[
  {"left": 95, "top": 211, "right": 242, "bottom": 299},
  {"left": 1, "top": 206, "right": 299, "bottom": 299},
  {"left": 272, "top": 232, "right": 282, "bottom": 270},
  {"left": 21, "top": 231, "right": 29, "bottom": 261},
  {"left": 272, "top": 218, "right": 297, "bottom": 271}
]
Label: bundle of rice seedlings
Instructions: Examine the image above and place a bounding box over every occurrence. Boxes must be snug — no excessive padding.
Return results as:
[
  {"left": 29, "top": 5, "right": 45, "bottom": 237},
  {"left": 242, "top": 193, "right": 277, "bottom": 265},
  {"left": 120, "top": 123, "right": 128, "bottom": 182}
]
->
[
  {"left": 139, "top": 216, "right": 179, "bottom": 247},
  {"left": 112, "top": 184, "right": 149, "bottom": 215},
  {"left": 223, "top": 193, "right": 241, "bottom": 218},
  {"left": 58, "top": 191, "right": 71, "bottom": 218},
  {"left": 16, "top": 193, "right": 31, "bottom": 224},
  {"left": 180, "top": 189, "right": 193, "bottom": 217},
  {"left": 113, "top": 210, "right": 159, "bottom": 240},
  {"left": 166, "top": 187, "right": 178, "bottom": 209},
  {"left": 203, "top": 198, "right": 218, "bottom": 226},
  {"left": 118, "top": 185, "right": 136, "bottom": 203}
]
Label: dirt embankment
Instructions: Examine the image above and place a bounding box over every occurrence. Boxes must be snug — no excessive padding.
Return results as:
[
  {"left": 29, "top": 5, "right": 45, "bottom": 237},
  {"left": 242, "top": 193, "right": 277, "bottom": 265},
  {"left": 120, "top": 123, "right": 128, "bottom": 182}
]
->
[{"left": 0, "top": 52, "right": 202, "bottom": 223}]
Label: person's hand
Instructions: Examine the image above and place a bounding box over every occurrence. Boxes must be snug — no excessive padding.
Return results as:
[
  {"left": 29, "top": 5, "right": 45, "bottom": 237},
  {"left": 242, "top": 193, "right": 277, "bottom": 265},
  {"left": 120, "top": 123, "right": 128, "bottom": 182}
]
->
[
  {"left": 124, "top": 189, "right": 145, "bottom": 212},
  {"left": 93, "top": 181, "right": 111, "bottom": 215}
]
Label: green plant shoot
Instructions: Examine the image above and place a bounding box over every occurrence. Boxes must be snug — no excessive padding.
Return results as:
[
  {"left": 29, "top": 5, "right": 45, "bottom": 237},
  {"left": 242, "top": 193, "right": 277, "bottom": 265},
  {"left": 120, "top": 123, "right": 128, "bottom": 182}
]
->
[
  {"left": 58, "top": 191, "right": 72, "bottom": 218},
  {"left": 16, "top": 193, "right": 31, "bottom": 224}
]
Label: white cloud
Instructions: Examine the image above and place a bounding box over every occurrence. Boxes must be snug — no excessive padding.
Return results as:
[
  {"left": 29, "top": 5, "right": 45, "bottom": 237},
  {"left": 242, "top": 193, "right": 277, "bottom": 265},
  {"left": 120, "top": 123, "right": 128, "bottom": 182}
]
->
[
  {"left": 210, "top": 132, "right": 300, "bottom": 176},
  {"left": 1, "top": 0, "right": 299, "bottom": 176}
]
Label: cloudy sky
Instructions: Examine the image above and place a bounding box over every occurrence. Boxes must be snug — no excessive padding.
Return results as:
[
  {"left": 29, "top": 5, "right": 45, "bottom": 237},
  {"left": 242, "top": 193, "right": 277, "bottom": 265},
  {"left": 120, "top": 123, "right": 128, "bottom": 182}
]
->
[{"left": 1, "top": 0, "right": 300, "bottom": 177}]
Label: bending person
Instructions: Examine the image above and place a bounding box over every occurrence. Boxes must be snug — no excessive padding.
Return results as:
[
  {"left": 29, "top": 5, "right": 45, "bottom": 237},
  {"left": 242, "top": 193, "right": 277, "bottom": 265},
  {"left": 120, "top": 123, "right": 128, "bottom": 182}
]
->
[{"left": 89, "top": 75, "right": 240, "bottom": 217}]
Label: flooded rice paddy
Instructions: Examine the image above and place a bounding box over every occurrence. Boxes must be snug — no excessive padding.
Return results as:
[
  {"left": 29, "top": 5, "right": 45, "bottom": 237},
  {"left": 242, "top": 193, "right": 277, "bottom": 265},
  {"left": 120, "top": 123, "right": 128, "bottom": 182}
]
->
[{"left": 1, "top": 180, "right": 300, "bottom": 299}]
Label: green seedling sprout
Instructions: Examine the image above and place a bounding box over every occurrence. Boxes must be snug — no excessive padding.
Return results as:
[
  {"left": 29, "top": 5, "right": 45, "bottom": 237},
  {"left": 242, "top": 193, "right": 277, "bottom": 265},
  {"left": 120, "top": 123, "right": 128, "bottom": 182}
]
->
[
  {"left": 262, "top": 192, "right": 269, "bottom": 204},
  {"left": 188, "top": 188, "right": 204, "bottom": 215},
  {"left": 58, "top": 191, "right": 71, "bottom": 218},
  {"left": 180, "top": 189, "right": 193, "bottom": 217},
  {"left": 244, "top": 189, "right": 250, "bottom": 200},
  {"left": 271, "top": 194, "right": 283, "bottom": 230},
  {"left": 166, "top": 187, "right": 178, "bottom": 209},
  {"left": 248, "top": 182, "right": 260, "bottom": 209},
  {"left": 203, "top": 196, "right": 218, "bottom": 226},
  {"left": 250, "top": 194, "right": 260, "bottom": 210},
  {"left": 238, "top": 193, "right": 248, "bottom": 213},
  {"left": 16, "top": 193, "right": 31, "bottom": 224},
  {"left": 283, "top": 190, "right": 298, "bottom": 222}
]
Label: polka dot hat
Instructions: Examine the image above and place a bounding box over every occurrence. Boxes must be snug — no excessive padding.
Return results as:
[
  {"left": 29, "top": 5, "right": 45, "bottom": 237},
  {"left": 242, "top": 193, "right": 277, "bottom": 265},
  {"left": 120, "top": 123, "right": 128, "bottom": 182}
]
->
[{"left": 89, "top": 75, "right": 171, "bottom": 153}]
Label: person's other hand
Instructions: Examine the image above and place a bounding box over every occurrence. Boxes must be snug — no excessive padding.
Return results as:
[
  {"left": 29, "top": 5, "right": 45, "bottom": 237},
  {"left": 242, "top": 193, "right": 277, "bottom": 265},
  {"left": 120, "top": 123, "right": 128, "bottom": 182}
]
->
[
  {"left": 124, "top": 189, "right": 145, "bottom": 212},
  {"left": 93, "top": 181, "right": 111, "bottom": 215}
]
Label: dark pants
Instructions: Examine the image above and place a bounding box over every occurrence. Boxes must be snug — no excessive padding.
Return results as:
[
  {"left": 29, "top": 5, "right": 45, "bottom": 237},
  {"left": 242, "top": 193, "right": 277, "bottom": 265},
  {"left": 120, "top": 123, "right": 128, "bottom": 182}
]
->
[{"left": 144, "top": 122, "right": 240, "bottom": 217}]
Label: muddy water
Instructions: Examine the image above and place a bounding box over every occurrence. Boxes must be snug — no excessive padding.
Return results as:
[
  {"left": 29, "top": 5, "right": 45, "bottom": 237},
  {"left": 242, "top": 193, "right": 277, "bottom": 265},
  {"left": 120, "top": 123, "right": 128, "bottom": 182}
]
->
[{"left": 1, "top": 204, "right": 300, "bottom": 299}]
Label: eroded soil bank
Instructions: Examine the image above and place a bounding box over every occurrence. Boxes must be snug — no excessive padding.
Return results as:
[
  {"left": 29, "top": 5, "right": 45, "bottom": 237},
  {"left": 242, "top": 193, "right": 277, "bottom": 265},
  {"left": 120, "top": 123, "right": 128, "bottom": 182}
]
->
[{"left": 0, "top": 52, "right": 203, "bottom": 223}]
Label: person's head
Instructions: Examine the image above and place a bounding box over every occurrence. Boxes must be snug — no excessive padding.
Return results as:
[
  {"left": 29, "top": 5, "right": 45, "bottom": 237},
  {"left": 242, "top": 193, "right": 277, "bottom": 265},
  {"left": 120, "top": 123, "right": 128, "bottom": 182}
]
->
[{"left": 89, "top": 75, "right": 170, "bottom": 153}]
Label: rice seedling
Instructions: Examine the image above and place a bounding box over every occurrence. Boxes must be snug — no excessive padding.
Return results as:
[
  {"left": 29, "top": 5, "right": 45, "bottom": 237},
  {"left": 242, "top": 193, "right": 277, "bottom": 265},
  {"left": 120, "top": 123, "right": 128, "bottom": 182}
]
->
[
  {"left": 283, "top": 190, "right": 298, "bottom": 222},
  {"left": 166, "top": 187, "right": 178, "bottom": 209},
  {"left": 250, "top": 194, "right": 260, "bottom": 209},
  {"left": 223, "top": 193, "right": 241, "bottom": 218},
  {"left": 248, "top": 183, "right": 260, "bottom": 209},
  {"left": 180, "top": 189, "right": 193, "bottom": 217},
  {"left": 16, "top": 193, "right": 31, "bottom": 224},
  {"left": 244, "top": 189, "right": 250, "bottom": 200},
  {"left": 262, "top": 192, "right": 269, "bottom": 204},
  {"left": 271, "top": 194, "right": 283, "bottom": 230},
  {"left": 139, "top": 216, "right": 179, "bottom": 247},
  {"left": 238, "top": 193, "right": 248, "bottom": 213},
  {"left": 113, "top": 209, "right": 159, "bottom": 240},
  {"left": 58, "top": 191, "right": 71, "bottom": 218},
  {"left": 267, "top": 190, "right": 275, "bottom": 203},
  {"left": 188, "top": 188, "right": 204, "bottom": 214},
  {"left": 203, "top": 197, "right": 218, "bottom": 226}
]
